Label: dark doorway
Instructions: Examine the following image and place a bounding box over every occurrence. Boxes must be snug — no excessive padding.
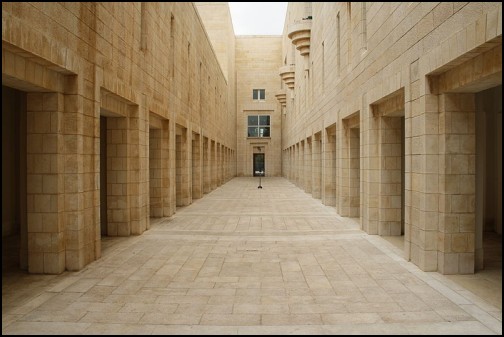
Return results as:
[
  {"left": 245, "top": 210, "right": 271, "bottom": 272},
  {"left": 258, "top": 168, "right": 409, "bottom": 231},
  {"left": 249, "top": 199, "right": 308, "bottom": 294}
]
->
[
  {"left": 100, "top": 116, "right": 107, "bottom": 236},
  {"left": 2, "top": 86, "right": 27, "bottom": 271},
  {"left": 253, "top": 153, "right": 265, "bottom": 176}
]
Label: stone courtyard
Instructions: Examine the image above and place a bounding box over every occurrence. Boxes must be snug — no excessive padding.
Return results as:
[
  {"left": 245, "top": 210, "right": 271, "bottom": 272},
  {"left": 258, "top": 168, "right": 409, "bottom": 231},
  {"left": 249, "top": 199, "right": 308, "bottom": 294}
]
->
[{"left": 2, "top": 178, "right": 501, "bottom": 335}]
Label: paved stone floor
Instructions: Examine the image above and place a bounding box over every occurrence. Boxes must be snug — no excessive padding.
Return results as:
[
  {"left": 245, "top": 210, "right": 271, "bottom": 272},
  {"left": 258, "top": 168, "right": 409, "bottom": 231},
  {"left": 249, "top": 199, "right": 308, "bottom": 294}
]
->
[{"left": 2, "top": 177, "right": 502, "bottom": 334}]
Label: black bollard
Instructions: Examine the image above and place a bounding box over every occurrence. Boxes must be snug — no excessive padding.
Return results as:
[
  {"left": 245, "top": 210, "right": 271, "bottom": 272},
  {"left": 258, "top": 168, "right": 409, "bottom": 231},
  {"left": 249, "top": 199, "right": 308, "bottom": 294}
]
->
[{"left": 256, "top": 170, "right": 263, "bottom": 189}]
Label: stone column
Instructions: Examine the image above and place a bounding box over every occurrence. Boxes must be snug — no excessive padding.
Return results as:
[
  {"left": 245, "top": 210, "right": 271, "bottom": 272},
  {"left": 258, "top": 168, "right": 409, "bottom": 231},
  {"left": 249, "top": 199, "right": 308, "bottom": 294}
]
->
[
  {"left": 294, "top": 143, "right": 298, "bottom": 185},
  {"left": 192, "top": 133, "right": 203, "bottom": 199},
  {"left": 340, "top": 119, "right": 361, "bottom": 217},
  {"left": 299, "top": 140, "right": 305, "bottom": 190},
  {"left": 66, "top": 77, "right": 98, "bottom": 271},
  {"left": 305, "top": 138, "right": 312, "bottom": 193},
  {"left": 149, "top": 128, "right": 163, "bottom": 217},
  {"left": 26, "top": 92, "right": 65, "bottom": 274},
  {"left": 438, "top": 93, "right": 476, "bottom": 274},
  {"left": 217, "top": 143, "right": 222, "bottom": 186},
  {"left": 378, "top": 117, "right": 403, "bottom": 235},
  {"left": 349, "top": 128, "right": 361, "bottom": 218},
  {"left": 161, "top": 120, "right": 173, "bottom": 217},
  {"left": 106, "top": 116, "right": 130, "bottom": 236},
  {"left": 312, "top": 133, "right": 322, "bottom": 199},
  {"left": 211, "top": 140, "right": 217, "bottom": 190},
  {"left": 203, "top": 137, "right": 210, "bottom": 194},
  {"left": 129, "top": 108, "right": 143, "bottom": 234},
  {"left": 176, "top": 126, "right": 191, "bottom": 206},
  {"left": 323, "top": 126, "right": 336, "bottom": 207},
  {"left": 409, "top": 88, "right": 440, "bottom": 272},
  {"left": 362, "top": 106, "right": 379, "bottom": 235}
]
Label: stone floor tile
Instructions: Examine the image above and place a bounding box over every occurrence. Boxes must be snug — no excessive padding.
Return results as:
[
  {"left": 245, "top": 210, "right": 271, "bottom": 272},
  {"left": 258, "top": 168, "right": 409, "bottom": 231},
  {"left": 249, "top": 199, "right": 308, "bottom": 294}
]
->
[
  {"left": 403, "top": 321, "right": 495, "bottom": 335},
  {"left": 156, "top": 294, "right": 210, "bottom": 304},
  {"left": 233, "top": 303, "right": 289, "bottom": 315},
  {"left": 347, "top": 302, "right": 403, "bottom": 313},
  {"left": 200, "top": 314, "right": 261, "bottom": 326},
  {"left": 4, "top": 292, "right": 57, "bottom": 315},
  {"left": 66, "top": 301, "right": 123, "bottom": 313},
  {"left": 140, "top": 313, "right": 202, "bottom": 325},
  {"left": 20, "top": 308, "right": 87, "bottom": 323},
  {"left": 379, "top": 311, "right": 446, "bottom": 323},
  {"left": 104, "top": 294, "right": 158, "bottom": 304},
  {"left": 262, "top": 314, "right": 322, "bottom": 325},
  {"left": 119, "top": 302, "right": 178, "bottom": 313},
  {"left": 2, "top": 314, "right": 24, "bottom": 329},
  {"left": 83, "top": 323, "right": 156, "bottom": 335},
  {"left": 151, "top": 325, "right": 238, "bottom": 335},
  {"left": 290, "top": 303, "right": 347, "bottom": 314},
  {"left": 175, "top": 303, "right": 233, "bottom": 314},
  {"left": 322, "top": 313, "right": 383, "bottom": 324},
  {"left": 79, "top": 312, "right": 144, "bottom": 324},
  {"left": 460, "top": 304, "right": 503, "bottom": 334},
  {"left": 2, "top": 321, "right": 91, "bottom": 335}
]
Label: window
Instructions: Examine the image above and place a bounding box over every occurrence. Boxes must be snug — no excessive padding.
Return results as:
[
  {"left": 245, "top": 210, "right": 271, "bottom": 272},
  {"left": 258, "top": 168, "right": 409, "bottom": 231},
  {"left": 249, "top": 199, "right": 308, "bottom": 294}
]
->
[
  {"left": 247, "top": 115, "right": 270, "bottom": 138},
  {"left": 253, "top": 89, "right": 265, "bottom": 101}
]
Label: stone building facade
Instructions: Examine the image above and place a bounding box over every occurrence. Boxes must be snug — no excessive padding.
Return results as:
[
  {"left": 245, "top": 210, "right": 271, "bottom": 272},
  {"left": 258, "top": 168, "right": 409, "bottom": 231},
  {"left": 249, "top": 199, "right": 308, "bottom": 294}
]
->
[
  {"left": 2, "top": 2, "right": 502, "bottom": 276},
  {"left": 2, "top": 2, "right": 236, "bottom": 274},
  {"left": 280, "top": 2, "right": 502, "bottom": 274},
  {"left": 235, "top": 36, "right": 283, "bottom": 177}
]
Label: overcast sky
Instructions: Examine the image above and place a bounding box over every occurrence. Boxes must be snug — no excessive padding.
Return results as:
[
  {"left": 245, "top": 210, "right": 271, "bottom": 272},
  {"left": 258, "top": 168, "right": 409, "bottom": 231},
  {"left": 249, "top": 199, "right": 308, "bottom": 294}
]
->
[{"left": 228, "top": 2, "right": 288, "bottom": 35}]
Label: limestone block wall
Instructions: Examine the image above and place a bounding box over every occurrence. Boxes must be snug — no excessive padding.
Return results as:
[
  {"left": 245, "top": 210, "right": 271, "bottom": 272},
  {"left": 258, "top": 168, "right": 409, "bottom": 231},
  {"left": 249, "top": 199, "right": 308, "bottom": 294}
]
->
[
  {"left": 2, "top": 2, "right": 236, "bottom": 273},
  {"left": 195, "top": 2, "right": 237, "bottom": 178},
  {"left": 235, "top": 36, "right": 283, "bottom": 177},
  {"left": 281, "top": 2, "right": 502, "bottom": 274}
]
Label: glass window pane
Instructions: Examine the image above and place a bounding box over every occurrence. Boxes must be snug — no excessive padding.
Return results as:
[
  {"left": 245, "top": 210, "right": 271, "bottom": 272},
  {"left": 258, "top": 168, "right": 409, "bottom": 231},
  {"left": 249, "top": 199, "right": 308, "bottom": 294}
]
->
[
  {"left": 252, "top": 90, "right": 258, "bottom": 100},
  {"left": 248, "top": 116, "right": 258, "bottom": 126},
  {"left": 259, "top": 127, "right": 270, "bottom": 137},
  {"left": 259, "top": 115, "right": 270, "bottom": 126},
  {"left": 259, "top": 89, "right": 265, "bottom": 100},
  {"left": 248, "top": 127, "right": 259, "bottom": 137}
]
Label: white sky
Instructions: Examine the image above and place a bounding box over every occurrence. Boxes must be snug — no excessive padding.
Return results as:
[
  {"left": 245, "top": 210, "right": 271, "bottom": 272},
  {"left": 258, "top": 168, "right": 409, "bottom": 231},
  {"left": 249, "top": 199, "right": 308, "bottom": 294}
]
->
[{"left": 228, "top": 2, "right": 288, "bottom": 35}]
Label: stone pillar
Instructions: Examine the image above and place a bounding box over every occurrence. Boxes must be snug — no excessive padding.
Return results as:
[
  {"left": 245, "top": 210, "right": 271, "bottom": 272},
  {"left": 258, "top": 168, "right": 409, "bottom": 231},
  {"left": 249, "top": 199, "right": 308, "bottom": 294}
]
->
[
  {"left": 323, "top": 126, "right": 336, "bottom": 207},
  {"left": 288, "top": 147, "right": 291, "bottom": 181},
  {"left": 349, "top": 128, "right": 361, "bottom": 218},
  {"left": 217, "top": 143, "right": 222, "bottom": 186},
  {"left": 362, "top": 107, "right": 379, "bottom": 235},
  {"left": 299, "top": 140, "right": 305, "bottom": 189},
  {"left": 106, "top": 116, "right": 130, "bottom": 236},
  {"left": 438, "top": 93, "right": 476, "bottom": 274},
  {"left": 291, "top": 146, "right": 295, "bottom": 182},
  {"left": 312, "top": 133, "right": 322, "bottom": 199},
  {"left": 149, "top": 128, "right": 163, "bottom": 217},
  {"left": 192, "top": 133, "right": 203, "bottom": 199},
  {"left": 65, "top": 78, "right": 98, "bottom": 271},
  {"left": 378, "top": 117, "right": 403, "bottom": 235},
  {"left": 292, "top": 144, "right": 296, "bottom": 184},
  {"left": 203, "top": 137, "right": 210, "bottom": 194},
  {"left": 176, "top": 126, "right": 190, "bottom": 206},
  {"left": 211, "top": 140, "right": 217, "bottom": 190},
  {"left": 161, "top": 120, "right": 173, "bottom": 217},
  {"left": 305, "top": 138, "right": 312, "bottom": 193},
  {"left": 340, "top": 118, "right": 361, "bottom": 218},
  {"left": 130, "top": 111, "right": 142, "bottom": 234},
  {"left": 26, "top": 92, "right": 65, "bottom": 274},
  {"left": 291, "top": 145, "right": 296, "bottom": 183},
  {"left": 136, "top": 105, "right": 150, "bottom": 235},
  {"left": 409, "top": 88, "right": 440, "bottom": 272}
]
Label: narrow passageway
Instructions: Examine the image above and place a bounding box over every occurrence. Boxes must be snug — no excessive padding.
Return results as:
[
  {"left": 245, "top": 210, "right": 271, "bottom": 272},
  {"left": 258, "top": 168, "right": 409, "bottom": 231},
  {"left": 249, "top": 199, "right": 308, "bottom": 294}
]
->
[{"left": 2, "top": 178, "right": 501, "bottom": 334}]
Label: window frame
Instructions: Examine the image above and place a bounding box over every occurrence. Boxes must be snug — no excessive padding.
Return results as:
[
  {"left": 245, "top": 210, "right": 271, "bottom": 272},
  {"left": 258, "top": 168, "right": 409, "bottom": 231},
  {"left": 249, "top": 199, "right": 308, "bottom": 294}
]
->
[
  {"left": 247, "top": 114, "right": 271, "bottom": 138},
  {"left": 252, "top": 89, "right": 266, "bottom": 101}
]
